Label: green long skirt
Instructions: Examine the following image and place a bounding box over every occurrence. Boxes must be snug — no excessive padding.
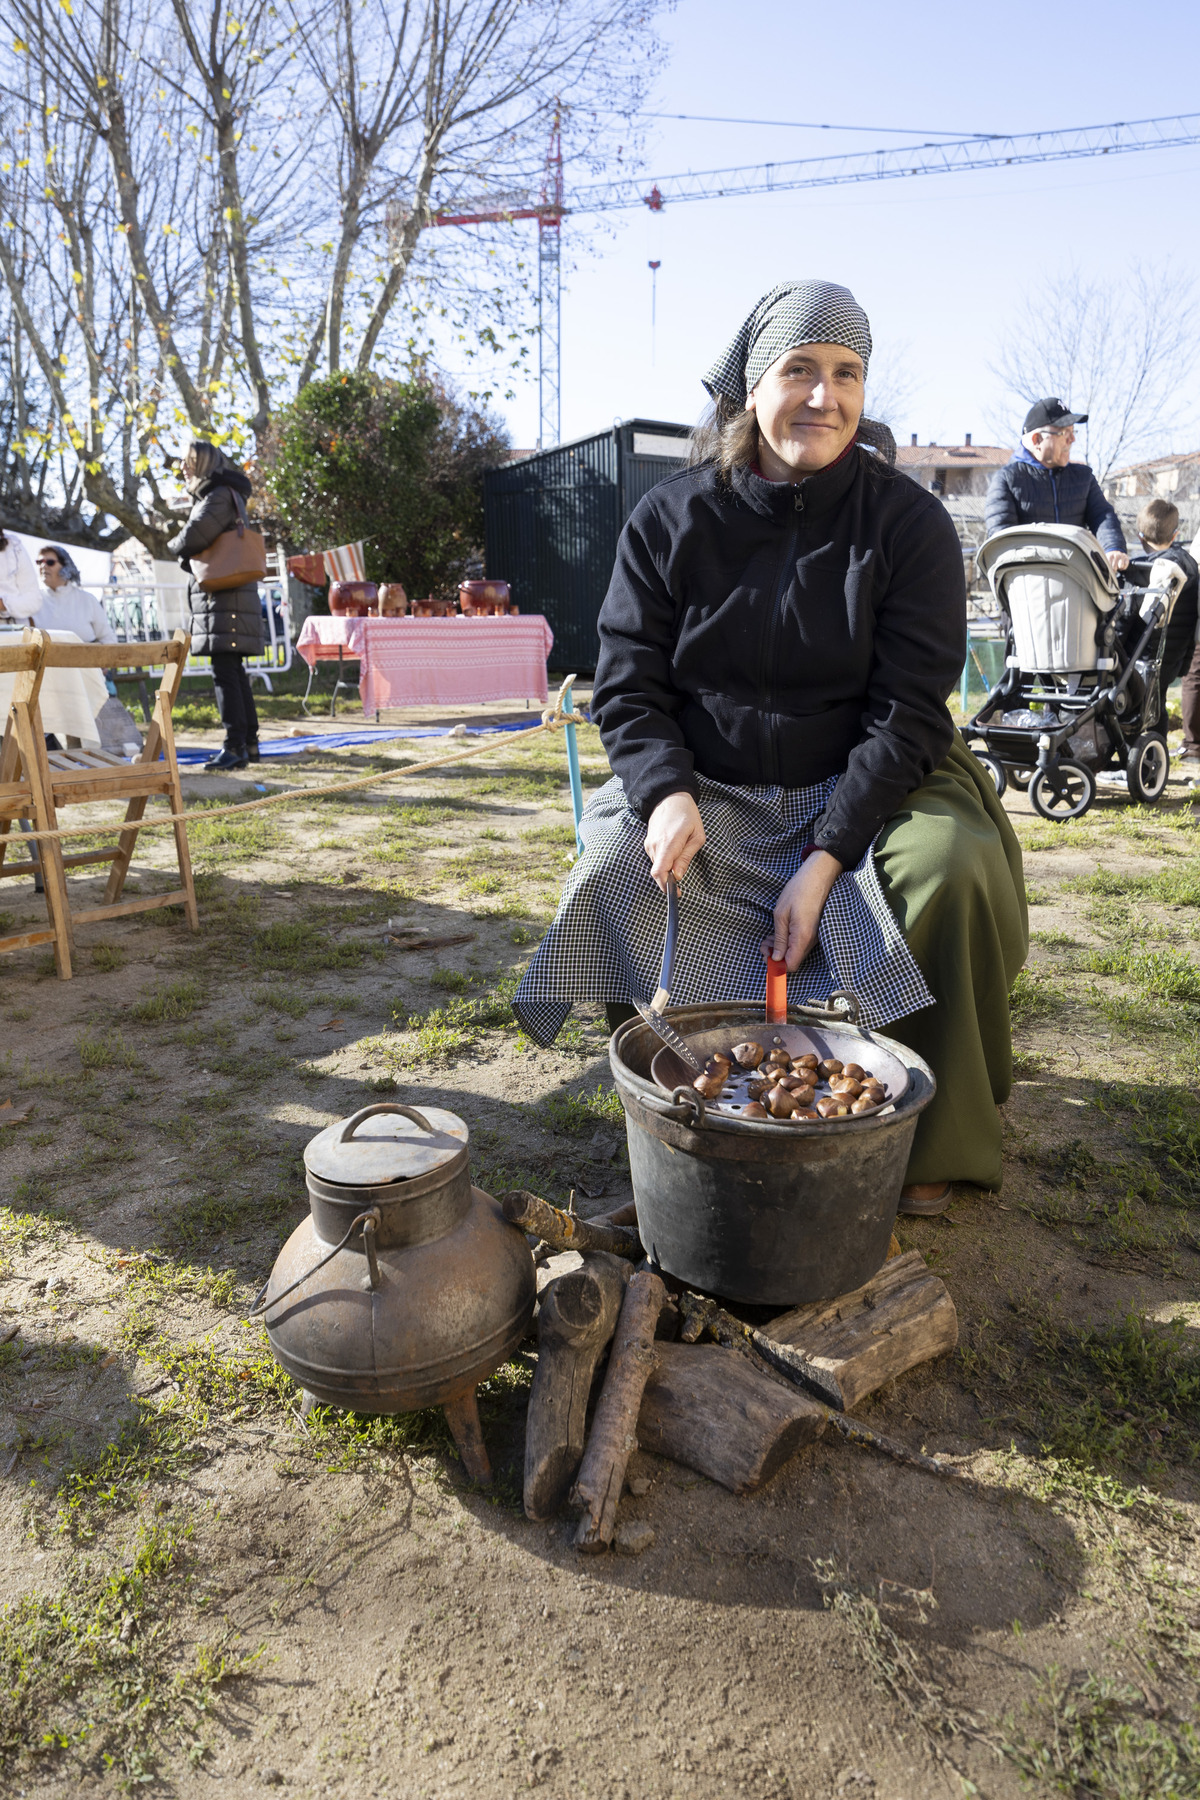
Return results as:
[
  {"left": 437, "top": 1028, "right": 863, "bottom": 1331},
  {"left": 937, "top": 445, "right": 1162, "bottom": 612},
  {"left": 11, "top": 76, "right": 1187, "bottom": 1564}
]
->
[{"left": 874, "top": 735, "right": 1028, "bottom": 1190}]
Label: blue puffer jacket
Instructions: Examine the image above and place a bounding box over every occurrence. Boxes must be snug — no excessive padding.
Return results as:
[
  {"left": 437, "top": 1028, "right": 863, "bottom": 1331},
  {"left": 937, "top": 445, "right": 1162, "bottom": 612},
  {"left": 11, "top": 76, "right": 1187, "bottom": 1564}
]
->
[{"left": 984, "top": 447, "right": 1125, "bottom": 553}]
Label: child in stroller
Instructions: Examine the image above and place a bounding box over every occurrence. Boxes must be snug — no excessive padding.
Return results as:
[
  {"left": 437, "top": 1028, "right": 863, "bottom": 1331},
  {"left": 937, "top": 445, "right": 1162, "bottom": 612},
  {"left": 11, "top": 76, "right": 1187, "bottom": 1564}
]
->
[{"left": 966, "top": 522, "right": 1185, "bottom": 821}]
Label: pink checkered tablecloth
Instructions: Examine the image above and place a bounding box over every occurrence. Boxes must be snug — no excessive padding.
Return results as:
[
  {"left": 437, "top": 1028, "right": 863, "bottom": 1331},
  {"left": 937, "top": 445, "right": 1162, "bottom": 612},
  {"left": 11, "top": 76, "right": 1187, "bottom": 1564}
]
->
[{"left": 296, "top": 614, "right": 554, "bottom": 710}]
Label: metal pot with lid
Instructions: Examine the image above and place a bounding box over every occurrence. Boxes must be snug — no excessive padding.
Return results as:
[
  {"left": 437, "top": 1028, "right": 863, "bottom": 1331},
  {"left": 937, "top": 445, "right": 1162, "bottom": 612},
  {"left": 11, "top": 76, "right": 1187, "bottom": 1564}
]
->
[{"left": 255, "top": 1103, "right": 535, "bottom": 1482}]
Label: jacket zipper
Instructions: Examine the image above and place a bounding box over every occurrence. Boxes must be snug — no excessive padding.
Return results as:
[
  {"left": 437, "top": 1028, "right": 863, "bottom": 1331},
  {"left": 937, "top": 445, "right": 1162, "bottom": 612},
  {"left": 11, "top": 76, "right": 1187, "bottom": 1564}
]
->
[{"left": 758, "top": 492, "right": 803, "bottom": 780}]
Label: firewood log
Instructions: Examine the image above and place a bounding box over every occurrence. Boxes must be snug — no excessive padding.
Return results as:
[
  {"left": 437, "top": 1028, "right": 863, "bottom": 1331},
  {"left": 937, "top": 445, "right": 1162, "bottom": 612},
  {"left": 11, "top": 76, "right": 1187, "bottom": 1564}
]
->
[
  {"left": 570, "top": 1268, "right": 665, "bottom": 1551},
  {"left": 524, "top": 1252, "right": 631, "bottom": 1523},
  {"left": 762, "top": 1251, "right": 958, "bottom": 1410},
  {"left": 638, "top": 1342, "right": 826, "bottom": 1494},
  {"left": 501, "top": 1190, "right": 641, "bottom": 1259},
  {"left": 677, "top": 1289, "right": 970, "bottom": 1485}
]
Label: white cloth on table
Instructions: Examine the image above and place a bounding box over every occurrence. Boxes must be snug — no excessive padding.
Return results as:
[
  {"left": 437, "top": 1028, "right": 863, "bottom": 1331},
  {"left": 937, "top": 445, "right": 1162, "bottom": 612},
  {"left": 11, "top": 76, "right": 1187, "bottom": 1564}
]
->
[
  {"left": 31, "top": 584, "right": 117, "bottom": 645},
  {"left": 0, "top": 628, "right": 107, "bottom": 750},
  {"left": 0, "top": 538, "right": 40, "bottom": 618}
]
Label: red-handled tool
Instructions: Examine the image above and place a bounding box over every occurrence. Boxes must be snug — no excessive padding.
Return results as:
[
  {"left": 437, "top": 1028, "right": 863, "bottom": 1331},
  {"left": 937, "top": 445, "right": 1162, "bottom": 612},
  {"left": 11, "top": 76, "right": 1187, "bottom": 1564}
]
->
[{"left": 766, "top": 957, "right": 788, "bottom": 1025}]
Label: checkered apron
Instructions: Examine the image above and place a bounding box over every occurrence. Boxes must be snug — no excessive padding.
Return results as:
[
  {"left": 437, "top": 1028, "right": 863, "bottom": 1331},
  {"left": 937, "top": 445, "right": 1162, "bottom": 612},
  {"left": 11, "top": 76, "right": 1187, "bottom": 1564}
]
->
[{"left": 512, "top": 774, "right": 932, "bottom": 1046}]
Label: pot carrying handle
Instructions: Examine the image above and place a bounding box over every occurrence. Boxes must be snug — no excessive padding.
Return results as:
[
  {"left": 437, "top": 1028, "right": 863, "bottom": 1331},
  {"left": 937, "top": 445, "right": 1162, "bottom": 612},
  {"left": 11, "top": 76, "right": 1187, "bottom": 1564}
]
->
[
  {"left": 338, "top": 1102, "right": 435, "bottom": 1143},
  {"left": 648, "top": 1085, "right": 707, "bottom": 1128}
]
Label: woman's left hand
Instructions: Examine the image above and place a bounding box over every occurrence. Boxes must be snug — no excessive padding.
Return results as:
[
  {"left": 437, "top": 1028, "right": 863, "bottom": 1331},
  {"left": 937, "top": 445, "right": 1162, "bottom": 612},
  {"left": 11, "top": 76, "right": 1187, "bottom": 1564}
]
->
[{"left": 764, "top": 850, "right": 844, "bottom": 971}]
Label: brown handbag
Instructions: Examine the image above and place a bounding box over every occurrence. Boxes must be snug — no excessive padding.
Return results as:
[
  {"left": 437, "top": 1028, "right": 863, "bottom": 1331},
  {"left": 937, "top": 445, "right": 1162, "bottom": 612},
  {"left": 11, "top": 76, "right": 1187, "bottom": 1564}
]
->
[{"left": 191, "top": 488, "right": 268, "bottom": 593}]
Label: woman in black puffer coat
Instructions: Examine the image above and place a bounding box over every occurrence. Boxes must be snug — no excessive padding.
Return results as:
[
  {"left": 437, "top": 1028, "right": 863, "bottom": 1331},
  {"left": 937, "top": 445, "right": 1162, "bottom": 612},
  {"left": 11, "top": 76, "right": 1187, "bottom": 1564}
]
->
[{"left": 167, "top": 440, "right": 265, "bottom": 771}]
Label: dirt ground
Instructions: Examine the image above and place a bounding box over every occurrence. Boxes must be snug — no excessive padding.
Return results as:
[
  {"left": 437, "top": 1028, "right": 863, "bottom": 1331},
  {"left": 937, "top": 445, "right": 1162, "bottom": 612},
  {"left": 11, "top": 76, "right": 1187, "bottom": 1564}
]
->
[{"left": 0, "top": 680, "right": 1197, "bottom": 1800}]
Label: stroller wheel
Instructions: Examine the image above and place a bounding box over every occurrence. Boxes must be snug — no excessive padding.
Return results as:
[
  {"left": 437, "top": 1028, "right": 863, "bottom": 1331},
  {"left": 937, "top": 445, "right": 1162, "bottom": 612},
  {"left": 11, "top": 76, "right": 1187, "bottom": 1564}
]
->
[
  {"left": 974, "top": 752, "right": 1007, "bottom": 797},
  {"left": 1126, "top": 732, "right": 1170, "bottom": 805},
  {"left": 1010, "top": 768, "right": 1034, "bottom": 790},
  {"left": 1029, "top": 759, "right": 1096, "bottom": 822}
]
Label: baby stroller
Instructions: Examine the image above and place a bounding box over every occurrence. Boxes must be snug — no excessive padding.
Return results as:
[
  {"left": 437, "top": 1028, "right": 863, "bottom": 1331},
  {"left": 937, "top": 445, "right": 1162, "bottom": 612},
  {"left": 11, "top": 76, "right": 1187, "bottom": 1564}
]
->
[{"left": 966, "top": 524, "right": 1185, "bottom": 821}]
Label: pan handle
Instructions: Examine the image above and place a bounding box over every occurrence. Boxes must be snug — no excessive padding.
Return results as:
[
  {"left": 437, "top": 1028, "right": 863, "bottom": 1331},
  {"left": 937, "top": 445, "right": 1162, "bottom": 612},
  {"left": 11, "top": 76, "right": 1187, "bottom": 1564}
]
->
[
  {"left": 766, "top": 957, "right": 788, "bottom": 1024},
  {"left": 647, "top": 1085, "right": 706, "bottom": 1128}
]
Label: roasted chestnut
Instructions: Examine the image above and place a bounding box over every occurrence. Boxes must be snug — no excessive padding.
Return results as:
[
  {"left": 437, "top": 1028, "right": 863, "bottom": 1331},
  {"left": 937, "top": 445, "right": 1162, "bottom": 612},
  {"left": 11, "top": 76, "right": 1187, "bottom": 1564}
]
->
[
  {"left": 797, "top": 1052, "right": 819, "bottom": 1070},
  {"left": 830, "top": 1077, "right": 862, "bottom": 1098},
  {"left": 731, "top": 1041, "right": 764, "bottom": 1069},
  {"left": 850, "top": 1096, "right": 876, "bottom": 1115},
  {"left": 766, "top": 1048, "right": 792, "bottom": 1070},
  {"left": 765, "top": 1085, "right": 796, "bottom": 1118},
  {"left": 709, "top": 1050, "right": 733, "bottom": 1069},
  {"left": 816, "top": 1096, "right": 850, "bottom": 1119},
  {"left": 703, "top": 1057, "right": 730, "bottom": 1080},
  {"left": 791, "top": 1083, "right": 816, "bottom": 1107},
  {"left": 791, "top": 1107, "right": 821, "bottom": 1122},
  {"left": 842, "top": 1062, "right": 865, "bottom": 1080},
  {"left": 746, "top": 1078, "right": 772, "bottom": 1100},
  {"left": 693, "top": 1073, "right": 725, "bottom": 1100},
  {"left": 818, "top": 1058, "right": 843, "bottom": 1079},
  {"left": 741, "top": 1101, "right": 770, "bottom": 1120}
]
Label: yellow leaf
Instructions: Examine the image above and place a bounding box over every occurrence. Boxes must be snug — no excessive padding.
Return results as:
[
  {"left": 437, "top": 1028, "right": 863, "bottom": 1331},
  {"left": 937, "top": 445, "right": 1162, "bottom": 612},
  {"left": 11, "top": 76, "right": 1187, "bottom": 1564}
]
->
[
  {"left": 96, "top": 75, "right": 107, "bottom": 87},
  {"left": 12, "top": 37, "right": 27, "bottom": 51},
  {"left": 16, "top": 158, "right": 29, "bottom": 169},
  {"left": 58, "top": 0, "right": 73, "bottom": 14}
]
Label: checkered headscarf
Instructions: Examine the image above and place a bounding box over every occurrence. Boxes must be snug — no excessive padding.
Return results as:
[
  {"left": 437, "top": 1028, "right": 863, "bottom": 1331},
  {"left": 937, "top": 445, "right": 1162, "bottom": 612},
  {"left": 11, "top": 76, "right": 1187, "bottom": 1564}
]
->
[{"left": 703, "top": 281, "right": 872, "bottom": 408}]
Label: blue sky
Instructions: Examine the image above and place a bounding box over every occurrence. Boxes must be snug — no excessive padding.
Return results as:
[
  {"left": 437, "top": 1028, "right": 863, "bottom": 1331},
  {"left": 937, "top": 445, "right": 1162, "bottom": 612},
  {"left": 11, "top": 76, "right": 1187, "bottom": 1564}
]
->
[{"left": 494, "top": 0, "right": 1200, "bottom": 456}]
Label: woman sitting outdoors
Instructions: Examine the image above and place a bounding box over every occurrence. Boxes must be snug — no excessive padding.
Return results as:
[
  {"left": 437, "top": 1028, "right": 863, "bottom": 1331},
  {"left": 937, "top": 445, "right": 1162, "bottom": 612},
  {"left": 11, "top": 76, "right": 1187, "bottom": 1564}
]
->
[{"left": 513, "top": 281, "right": 1028, "bottom": 1212}]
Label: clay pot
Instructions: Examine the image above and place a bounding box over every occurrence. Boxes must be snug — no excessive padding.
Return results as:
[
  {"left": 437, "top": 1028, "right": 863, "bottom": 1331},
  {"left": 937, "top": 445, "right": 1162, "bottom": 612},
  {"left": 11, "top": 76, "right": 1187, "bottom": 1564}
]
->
[
  {"left": 412, "top": 596, "right": 457, "bottom": 618},
  {"left": 458, "top": 579, "right": 511, "bottom": 616},
  {"left": 329, "top": 580, "right": 377, "bottom": 616},
  {"left": 378, "top": 582, "right": 408, "bottom": 617}
]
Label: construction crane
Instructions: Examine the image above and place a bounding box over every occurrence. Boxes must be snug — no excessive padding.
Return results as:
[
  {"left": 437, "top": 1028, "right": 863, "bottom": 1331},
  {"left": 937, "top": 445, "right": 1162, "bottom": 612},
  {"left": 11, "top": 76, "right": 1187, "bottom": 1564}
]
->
[{"left": 427, "top": 111, "right": 1200, "bottom": 449}]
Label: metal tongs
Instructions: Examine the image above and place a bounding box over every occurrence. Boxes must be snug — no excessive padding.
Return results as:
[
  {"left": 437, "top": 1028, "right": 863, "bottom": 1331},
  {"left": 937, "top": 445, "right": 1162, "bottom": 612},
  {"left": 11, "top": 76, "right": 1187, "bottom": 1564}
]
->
[{"left": 634, "top": 875, "right": 704, "bottom": 1073}]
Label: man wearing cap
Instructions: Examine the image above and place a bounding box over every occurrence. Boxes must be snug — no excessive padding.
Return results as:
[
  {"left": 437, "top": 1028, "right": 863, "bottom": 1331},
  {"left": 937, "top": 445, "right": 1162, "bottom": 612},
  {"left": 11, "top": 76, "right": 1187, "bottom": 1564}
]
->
[{"left": 985, "top": 398, "right": 1128, "bottom": 573}]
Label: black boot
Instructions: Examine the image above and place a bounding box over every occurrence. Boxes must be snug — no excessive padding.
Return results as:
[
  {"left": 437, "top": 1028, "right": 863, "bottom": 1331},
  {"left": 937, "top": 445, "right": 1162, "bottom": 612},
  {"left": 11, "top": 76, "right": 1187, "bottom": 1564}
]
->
[{"left": 204, "top": 746, "right": 249, "bottom": 771}]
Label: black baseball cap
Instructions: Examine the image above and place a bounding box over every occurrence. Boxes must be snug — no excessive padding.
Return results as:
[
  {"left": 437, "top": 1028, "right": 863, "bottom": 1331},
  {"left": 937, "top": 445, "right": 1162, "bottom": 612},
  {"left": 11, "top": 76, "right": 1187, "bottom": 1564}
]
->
[{"left": 1023, "top": 397, "right": 1088, "bottom": 432}]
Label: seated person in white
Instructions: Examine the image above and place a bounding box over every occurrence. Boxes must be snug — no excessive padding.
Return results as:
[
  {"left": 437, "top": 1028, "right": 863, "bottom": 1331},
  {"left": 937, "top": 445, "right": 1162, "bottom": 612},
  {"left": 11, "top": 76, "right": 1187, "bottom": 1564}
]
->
[
  {"left": 32, "top": 546, "right": 117, "bottom": 644},
  {"left": 0, "top": 529, "right": 41, "bottom": 620}
]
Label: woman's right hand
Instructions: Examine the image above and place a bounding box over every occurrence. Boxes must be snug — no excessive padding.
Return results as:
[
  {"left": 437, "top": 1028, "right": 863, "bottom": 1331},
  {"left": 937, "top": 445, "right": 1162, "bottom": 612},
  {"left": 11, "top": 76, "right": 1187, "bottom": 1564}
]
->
[{"left": 644, "top": 791, "right": 705, "bottom": 890}]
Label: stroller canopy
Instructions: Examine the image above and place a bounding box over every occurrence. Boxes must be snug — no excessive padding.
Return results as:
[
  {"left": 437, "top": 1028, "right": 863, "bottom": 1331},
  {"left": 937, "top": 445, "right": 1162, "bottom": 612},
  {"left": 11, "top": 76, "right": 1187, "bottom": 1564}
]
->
[{"left": 977, "top": 524, "right": 1118, "bottom": 673}]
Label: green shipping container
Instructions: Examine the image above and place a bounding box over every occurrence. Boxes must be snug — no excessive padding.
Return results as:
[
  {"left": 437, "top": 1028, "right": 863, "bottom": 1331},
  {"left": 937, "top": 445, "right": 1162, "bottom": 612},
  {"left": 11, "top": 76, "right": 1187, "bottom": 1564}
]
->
[{"left": 483, "top": 418, "right": 692, "bottom": 673}]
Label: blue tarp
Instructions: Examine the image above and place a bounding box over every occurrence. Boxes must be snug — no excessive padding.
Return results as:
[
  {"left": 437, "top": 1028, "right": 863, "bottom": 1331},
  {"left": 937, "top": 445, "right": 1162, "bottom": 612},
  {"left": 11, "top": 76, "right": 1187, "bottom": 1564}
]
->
[{"left": 174, "top": 720, "right": 538, "bottom": 766}]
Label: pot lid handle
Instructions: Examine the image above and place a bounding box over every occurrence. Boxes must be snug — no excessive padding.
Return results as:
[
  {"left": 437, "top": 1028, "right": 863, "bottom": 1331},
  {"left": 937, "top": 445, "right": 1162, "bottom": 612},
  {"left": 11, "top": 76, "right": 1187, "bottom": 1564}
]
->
[{"left": 338, "top": 1102, "right": 436, "bottom": 1143}]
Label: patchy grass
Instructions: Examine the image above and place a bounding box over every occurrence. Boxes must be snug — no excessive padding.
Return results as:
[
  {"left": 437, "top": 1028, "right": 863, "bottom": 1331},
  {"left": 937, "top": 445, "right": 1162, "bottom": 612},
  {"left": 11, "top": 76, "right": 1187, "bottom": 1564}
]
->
[
  {"left": 1001, "top": 1667, "right": 1200, "bottom": 1799},
  {"left": 1009, "top": 967, "right": 1063, "bottom": 1026},
  {"left": 1086, "top": 943, "right": 1200, "bottom": 1004},
  {"left": 541, "top": 1082, "right": 624, "bottom": 1135},
  {"left": 250, "top": 920, "right": 380, "bottom": 973},
  {"left": 388, "top": 973, "right": 522, "bottom": 1065},
  {"left": 185, "top": 802, "right": 282, "bottom": 861},
  {"left": 88, "top": 943, "right": 126, "bottom": 973},
  {"left": 76, "top": 1030, "right": 141, "bottom": 1072},
  {"left": 131, "top": 978, "right": 202, "bottom": 1024},
  {"left": 0, "top": 1520, "right": 251, "bottom": 1787},
  {"left": 960, "top": 1306, "right": 1200, "bottom": 1478}
]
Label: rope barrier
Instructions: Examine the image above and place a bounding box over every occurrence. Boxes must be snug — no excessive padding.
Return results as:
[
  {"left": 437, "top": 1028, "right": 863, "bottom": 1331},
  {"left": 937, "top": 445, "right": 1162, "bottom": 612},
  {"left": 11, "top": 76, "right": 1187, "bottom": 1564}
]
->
[{"left": 0, "top": 674, "right": 589, "bottom": 849}]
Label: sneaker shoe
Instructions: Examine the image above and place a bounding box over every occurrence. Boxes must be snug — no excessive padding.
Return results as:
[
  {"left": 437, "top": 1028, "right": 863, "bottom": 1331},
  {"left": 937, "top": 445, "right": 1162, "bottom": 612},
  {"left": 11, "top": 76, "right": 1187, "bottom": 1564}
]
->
[
  {"left": 1175, "top": 747, "right": 1200, "bottom": 763},
  {"left": 204, "top": 748, "right": 249, "bottom": 772}
]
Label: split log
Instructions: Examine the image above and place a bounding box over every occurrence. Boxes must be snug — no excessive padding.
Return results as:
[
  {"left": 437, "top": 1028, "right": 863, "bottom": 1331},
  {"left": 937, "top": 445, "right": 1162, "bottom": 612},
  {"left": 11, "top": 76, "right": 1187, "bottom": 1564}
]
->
[
  {"left": 501, "top": 1190, "right": 642, "bottom": 1259},
  {"left": 570, "top": 1268, "right": 665, "bottom": 1551},
  {"left": 536, "top": 1250, "right": 583, "bottom": 1295},
  {"left": 638, "top": 1342, "right": 826, "bottom": 1494},
  {"left": 677, "top": 1289, "right": 969, "bottom": 1486},
  {"left": 763, "top": 1250, "right": 958, "bottom": 1410},
  {"left": 524, "top": 1252, "right": 631, "bottom": 1522}
]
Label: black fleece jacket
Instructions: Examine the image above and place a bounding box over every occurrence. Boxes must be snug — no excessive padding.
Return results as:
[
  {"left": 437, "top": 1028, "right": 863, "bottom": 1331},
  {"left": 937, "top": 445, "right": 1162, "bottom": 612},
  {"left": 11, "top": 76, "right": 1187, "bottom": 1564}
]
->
[{"left": 590, "top": 448, "right": 966, "bottom": 870}]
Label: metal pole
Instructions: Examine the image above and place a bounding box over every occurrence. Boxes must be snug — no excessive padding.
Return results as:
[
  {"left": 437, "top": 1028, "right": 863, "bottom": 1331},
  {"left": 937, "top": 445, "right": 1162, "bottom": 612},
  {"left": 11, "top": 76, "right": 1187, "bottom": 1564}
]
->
[
  {"left": 563, "top": 680, "right": 585, "bottom": 856},
  {"left": 537, "top": 217, "right": 561, "bottom": 449}
]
